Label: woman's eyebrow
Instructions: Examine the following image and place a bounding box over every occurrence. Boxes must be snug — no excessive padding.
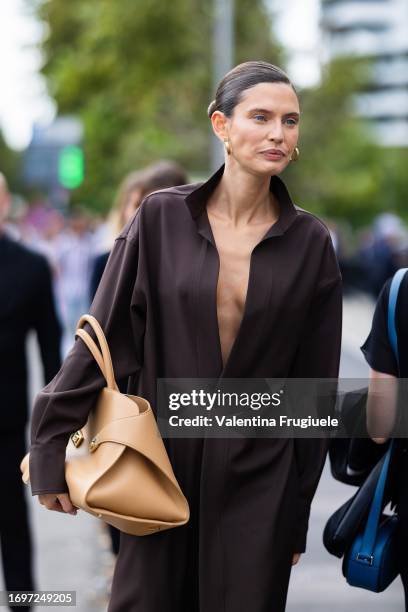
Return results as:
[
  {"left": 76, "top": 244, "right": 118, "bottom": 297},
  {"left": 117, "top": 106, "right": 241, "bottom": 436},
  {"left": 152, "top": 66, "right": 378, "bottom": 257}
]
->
[
  {"left": 247, "top": 108, "right": 300, "bottom": 118},
  {"left": 247, "top": 107, "right": 272, "bottom": 114}
]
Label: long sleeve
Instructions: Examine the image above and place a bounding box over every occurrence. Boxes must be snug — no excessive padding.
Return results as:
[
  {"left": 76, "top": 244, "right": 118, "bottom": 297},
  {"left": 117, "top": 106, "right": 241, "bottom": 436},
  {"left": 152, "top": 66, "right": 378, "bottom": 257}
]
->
[
  {"left": 289, "top": 234, "right": 343, "bottom": 552},
  {"left": 32, "top": 258, "right": 62, "bottom": 383},
  {"left": 29, "top": 216, "right": 145, "bottom": 496}
]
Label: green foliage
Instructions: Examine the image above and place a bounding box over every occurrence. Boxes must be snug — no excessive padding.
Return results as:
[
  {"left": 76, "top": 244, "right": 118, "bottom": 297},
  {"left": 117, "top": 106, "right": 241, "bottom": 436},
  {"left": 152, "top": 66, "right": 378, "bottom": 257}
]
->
[
  {"left": 31, "top": 0, "right": 283, "bottom": 212},
  {"left": 283, "top": 57, "right": 407, "bottom": 226},
  {"left": 29, "top": 2, "right": 407, "bottom": 226}
]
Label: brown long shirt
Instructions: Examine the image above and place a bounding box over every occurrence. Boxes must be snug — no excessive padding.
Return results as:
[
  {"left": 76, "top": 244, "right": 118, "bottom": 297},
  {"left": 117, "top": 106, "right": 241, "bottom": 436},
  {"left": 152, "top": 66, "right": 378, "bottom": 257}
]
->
[{"left": 29, "top": 164, "right": 342, "bottom": 612}]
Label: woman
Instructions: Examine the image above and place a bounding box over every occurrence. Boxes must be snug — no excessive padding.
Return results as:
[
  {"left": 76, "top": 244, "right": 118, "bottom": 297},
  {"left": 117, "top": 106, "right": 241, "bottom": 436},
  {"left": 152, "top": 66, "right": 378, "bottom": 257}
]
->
[
  {"left": 361, "top": 273, "right": 408, "bottom": 608},
  {"left": 29, "top": 61, "right": 342, "bottom": 611}
]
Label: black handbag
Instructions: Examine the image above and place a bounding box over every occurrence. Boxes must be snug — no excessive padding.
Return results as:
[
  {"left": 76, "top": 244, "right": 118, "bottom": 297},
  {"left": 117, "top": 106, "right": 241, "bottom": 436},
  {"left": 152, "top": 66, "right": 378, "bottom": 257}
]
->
[
  {"left": 342, "top": 442, "right": 399, "bottom": 592},
  {"left": 328, "top": 357, "right": 389, "bottom": 486},
  {"left": 323, "top": 452, "right": 390, "bottom": 558}
]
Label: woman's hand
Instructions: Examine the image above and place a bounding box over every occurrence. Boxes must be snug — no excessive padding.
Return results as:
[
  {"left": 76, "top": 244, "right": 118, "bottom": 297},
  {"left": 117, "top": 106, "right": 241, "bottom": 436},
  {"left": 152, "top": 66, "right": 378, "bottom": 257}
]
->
[
  {"left": 38, "top": 492, "right": 78, "bottom": 515},
  {"left": 292, "top": 553, "right": 301, "bottom": 566}
]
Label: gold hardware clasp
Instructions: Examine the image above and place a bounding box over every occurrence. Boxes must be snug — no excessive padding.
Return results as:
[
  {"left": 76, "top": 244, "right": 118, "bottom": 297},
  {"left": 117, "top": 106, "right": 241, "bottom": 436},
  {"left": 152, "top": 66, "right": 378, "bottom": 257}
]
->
[
  {"left": 71, "top": 430, "right": 84, "bottom": 448},
  {"left": 89, "top": 436, "right": 98, "bottom": 452}
]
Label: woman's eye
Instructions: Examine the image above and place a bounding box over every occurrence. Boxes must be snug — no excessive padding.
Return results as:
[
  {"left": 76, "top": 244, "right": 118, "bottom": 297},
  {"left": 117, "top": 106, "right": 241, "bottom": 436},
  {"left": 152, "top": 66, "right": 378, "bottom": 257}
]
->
[
  {"left": 285, "top": 118, "right": 298, "bottom": 126},
  {"left": 254, "top": 115, "right": 267, "bottom": 122}
]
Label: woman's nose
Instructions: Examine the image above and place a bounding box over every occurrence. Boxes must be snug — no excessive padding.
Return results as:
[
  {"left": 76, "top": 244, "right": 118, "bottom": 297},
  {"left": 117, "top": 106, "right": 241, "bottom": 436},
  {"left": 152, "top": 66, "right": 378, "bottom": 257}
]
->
[{"left": 267, "top": 121, "right": 284, "bottom": 143}]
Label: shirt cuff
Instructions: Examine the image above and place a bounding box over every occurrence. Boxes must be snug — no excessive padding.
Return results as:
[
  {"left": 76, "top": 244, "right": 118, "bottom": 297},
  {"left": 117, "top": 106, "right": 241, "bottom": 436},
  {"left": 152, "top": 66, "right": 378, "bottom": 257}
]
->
[{"left": 29, "top": 442, "right": 68, "bottom": 496}]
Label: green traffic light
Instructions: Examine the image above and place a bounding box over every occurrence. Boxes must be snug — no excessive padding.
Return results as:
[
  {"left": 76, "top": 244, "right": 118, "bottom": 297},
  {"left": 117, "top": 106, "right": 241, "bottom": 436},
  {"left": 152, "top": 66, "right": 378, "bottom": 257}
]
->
[{"left": 58, "top": 145, "right": 84, "bottom": 189}]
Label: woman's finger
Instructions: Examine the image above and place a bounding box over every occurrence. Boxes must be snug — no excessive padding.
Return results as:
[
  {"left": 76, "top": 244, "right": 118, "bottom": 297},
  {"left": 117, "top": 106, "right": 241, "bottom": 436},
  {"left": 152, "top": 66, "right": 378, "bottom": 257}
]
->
[
  {"left": 38, "top": 493, "right": 77, "bottom": 514},
  {"left": 40, "top": 496, "right": 66, "bottom": 513},
  {"left": 292, "top": 553, "right": 301, "bottom": 566},
  {"left": 57, "top": 493, "right": 77, "bottom": 515}
]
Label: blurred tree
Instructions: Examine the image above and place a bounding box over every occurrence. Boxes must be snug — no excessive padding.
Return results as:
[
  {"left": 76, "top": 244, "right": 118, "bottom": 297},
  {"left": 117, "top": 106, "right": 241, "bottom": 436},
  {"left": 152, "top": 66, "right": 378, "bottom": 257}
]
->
[
  {"left": 375, "top": 148, "right": 408, "bottom": 224},
  {"left": 284, "top": 56, "right": 408, "bottom": 226},
  {"left": 30, "top": 0, "right": 284, "bottom": 212},
  {"left": 0, "top": 130, "right": 21, "bottom": 191}
]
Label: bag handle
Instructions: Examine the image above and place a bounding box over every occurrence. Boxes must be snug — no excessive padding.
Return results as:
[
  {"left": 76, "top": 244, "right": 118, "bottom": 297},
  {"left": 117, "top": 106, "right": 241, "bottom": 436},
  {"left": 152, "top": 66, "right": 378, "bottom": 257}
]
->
[
  {"left": 75, "top": 328, "right": 107, "bottom": 380},
  {"left": 75, "top": 314, "right": 118, "bottom": 391},
  {"left": 356, "top": 268, "right": 407, "bottom": 564}
]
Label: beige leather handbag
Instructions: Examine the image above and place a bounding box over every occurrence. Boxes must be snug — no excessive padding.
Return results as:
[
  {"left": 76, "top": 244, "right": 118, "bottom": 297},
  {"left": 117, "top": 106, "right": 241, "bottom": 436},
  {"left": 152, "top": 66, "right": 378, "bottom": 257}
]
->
[{"left": 20, "top": 314, "right": 190, "bottom": 536}]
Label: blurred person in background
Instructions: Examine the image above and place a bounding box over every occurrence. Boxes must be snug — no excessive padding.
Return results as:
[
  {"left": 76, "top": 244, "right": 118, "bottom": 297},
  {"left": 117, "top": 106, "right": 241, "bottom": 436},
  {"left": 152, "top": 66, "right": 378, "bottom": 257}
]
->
[
  {"left": 21, "top": 196, "right": 56, "bottom": 246},
  {"left": 358, "top": 213, "right": 405, "bottom": 297},
  {"left": 90, "top": 160, "right": 189, "bottom": 299},
  {"left": 29, "top": 209, "right": 69, "bottom": 329},
  {"left": 361, "top": 271, "right": 408, "bottom": 609},
  {"left": 0, "top": 172, "right": 62, "bottom": 611},
  {"left": 90, "top": 159, "right": 188, "bottom": 555},
  {"left": 26, "top": 208, "right": 65, "bottom": 278},
  {"left": 0, "top": 192, "right": 27, "bottom": 242},
  {"left": 56, "top": 207, "right": 95, "bottom": 355}
]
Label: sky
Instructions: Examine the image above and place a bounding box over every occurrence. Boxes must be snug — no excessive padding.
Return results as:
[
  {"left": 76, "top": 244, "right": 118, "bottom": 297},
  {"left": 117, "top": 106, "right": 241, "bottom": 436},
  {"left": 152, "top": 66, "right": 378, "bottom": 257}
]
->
[
  {"left": 0, "top": 0, "right": 320, "bottom": 151},
  {"left": 272, "top": 0, "right": 321, "bottom": 86},
  {"left": 0, "top": 0, "right": 55, "bottom": 150}
]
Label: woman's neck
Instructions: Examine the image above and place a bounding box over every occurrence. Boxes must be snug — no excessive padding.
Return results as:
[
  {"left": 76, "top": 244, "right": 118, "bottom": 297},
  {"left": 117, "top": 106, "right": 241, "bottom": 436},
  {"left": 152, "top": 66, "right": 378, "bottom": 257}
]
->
[{"left": 207, "top": 160, "right": 279, "bottom": 227}]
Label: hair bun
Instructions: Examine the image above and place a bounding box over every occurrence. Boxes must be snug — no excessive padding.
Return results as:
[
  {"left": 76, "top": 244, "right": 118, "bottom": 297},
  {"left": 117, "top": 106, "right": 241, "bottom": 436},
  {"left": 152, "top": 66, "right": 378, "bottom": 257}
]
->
[{"left": 207, "top": 100, "right": 217, "bottom": 118}]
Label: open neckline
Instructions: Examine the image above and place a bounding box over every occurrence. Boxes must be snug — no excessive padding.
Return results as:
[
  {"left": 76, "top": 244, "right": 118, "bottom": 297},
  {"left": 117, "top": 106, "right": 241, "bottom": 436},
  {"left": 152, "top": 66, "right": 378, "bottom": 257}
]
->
[
  {"left": 216, "top": 251, "right": 255, "bottom": 376},
  {"left": 206, "top": 209, "right": 262, "bottom": 377},
  {"left": 187, "top": 165, "right": 298, "bottom": 377}
]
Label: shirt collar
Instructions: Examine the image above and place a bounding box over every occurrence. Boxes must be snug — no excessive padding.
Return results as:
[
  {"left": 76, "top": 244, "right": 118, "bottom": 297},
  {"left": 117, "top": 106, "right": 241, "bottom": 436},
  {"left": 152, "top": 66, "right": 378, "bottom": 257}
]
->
[{"left": 185, "top": 163, "right": 298, "bottom": 238}]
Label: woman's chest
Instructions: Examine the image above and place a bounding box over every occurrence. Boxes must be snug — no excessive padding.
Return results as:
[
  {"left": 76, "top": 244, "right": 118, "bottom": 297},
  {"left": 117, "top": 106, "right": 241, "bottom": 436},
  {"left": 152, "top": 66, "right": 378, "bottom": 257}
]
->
[
  {"left": 139, "top": 209, "right": 328, "bottom": 376},
  {"left": 148, "top": 220, "right": 319, "bottom": 339},
  {"left": 211, "top": 219, "right": 272, "bottom": 310}
]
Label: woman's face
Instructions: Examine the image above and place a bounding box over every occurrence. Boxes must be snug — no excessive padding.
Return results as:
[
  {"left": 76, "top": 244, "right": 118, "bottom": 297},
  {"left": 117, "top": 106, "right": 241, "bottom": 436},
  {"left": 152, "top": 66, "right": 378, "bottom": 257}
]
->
[{"left": 216, "top": 81, "right": 300, "bottom": 176}]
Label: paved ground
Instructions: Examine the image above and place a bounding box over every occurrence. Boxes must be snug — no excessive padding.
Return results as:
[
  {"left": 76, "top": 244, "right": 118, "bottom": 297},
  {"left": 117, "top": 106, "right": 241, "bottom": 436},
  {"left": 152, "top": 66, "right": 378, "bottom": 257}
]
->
[{"left": 0, "top": 292, "right": 405, "bottom": 610}]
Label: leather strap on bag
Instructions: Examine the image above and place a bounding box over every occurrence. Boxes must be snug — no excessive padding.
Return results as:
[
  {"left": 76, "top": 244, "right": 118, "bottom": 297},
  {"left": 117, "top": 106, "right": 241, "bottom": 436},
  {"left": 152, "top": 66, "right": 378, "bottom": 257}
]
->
[
  {"left": 75, "top": 315, "right": 119, "bottom": 391},
  {"left": 356, "top": 268, "right": 407, "bottom": 564},
  {"left": 387, "top": 267, "right": 408, "bottom": 373}
]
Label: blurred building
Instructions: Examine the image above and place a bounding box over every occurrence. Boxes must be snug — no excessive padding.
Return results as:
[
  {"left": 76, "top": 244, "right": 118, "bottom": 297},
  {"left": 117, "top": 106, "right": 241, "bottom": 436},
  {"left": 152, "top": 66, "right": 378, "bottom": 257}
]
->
[{"left": 320, "top": 0, "right": 408, "bottom": 146}]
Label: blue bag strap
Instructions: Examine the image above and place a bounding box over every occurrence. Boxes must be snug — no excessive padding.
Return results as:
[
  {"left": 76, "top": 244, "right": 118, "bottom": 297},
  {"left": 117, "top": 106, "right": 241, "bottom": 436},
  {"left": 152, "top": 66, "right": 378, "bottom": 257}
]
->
[
  {"left": 357, "top": 441, "right": 393, "bottom": 563},
  {"left": 356, "top": 268, "right": 407, "bottom": 564},
  {"left": 388, "top": 267, "right": 408, "bottom": 373}
]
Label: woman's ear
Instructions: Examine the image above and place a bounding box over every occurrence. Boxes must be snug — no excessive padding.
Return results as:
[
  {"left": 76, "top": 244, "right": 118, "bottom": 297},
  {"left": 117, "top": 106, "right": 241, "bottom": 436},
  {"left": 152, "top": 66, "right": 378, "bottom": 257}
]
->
[{"left": 210, "top": 110, "right": 229, "bottom": 143}]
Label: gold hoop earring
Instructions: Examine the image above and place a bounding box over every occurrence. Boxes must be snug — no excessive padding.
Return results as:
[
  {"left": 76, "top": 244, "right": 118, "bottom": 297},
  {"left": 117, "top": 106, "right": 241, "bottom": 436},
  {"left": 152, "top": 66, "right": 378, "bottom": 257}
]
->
[
  {"left": 290, "top": 146, "right": 300, "bottom": 162},
  {"left": 224, "top": 139, "right": 231, "bottom": 156}
]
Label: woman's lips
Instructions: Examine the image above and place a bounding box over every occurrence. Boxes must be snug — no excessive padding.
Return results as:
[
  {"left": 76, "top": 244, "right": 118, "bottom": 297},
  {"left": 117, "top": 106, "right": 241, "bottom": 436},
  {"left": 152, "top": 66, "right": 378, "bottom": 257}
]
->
[{"left": 261, "top": 150, "right": 285, "bottom": 160}]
